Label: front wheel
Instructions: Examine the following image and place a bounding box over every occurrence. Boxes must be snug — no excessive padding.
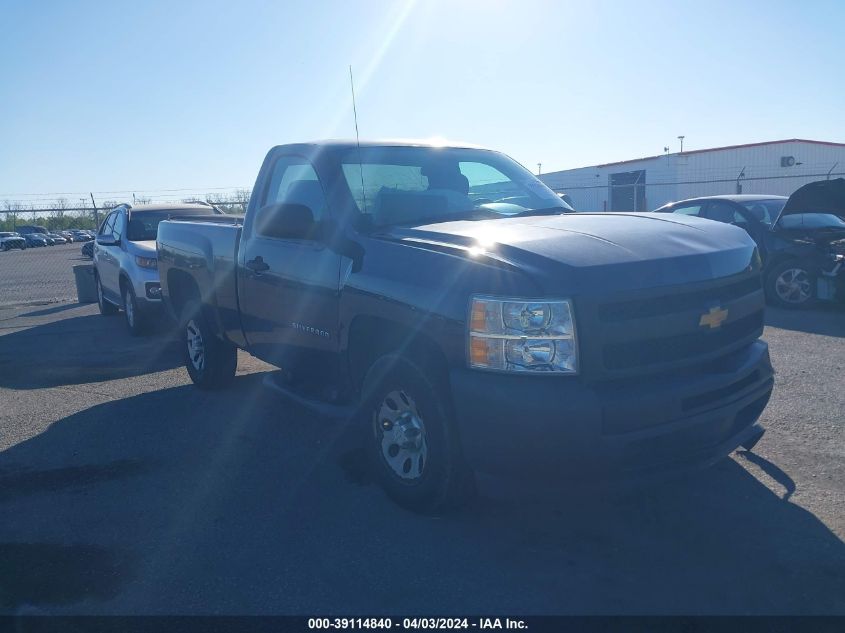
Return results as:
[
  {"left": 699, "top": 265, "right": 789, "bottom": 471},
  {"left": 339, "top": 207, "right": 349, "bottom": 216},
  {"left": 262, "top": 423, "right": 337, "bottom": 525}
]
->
[
  {"left": 96, "top": 274, "right": 119, "bottom": 315},
  {"left": 362, "top": 354, "right": 474, "bottom": 513},
  {"left": 766, "top": 260, "right": 816, "bottom": 308},
  {"left": 181, "top": 300, "right": 237, "bottom": 389},
  {"left": 122, "top": 284, "right": 149, "bottom": 336}
]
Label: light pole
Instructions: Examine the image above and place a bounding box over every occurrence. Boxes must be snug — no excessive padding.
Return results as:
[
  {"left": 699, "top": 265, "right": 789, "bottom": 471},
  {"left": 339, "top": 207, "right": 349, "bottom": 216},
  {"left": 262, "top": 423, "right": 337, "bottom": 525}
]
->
[
  {"left": 678, "top": 135, "right": 685, "bottom": 153},
  {"left": 735, "top": 167, "right": 746, "bottom": 195},
  {"left": 537, "top": 163, "right": 542, "bottom": 176}
]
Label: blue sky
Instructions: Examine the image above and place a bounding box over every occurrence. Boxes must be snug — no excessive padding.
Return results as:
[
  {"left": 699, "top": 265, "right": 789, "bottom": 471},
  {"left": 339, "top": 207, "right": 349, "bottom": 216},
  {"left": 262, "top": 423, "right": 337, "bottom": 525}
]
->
[{"left": 1, "top": 0, "right": 843, "bottom": 204}]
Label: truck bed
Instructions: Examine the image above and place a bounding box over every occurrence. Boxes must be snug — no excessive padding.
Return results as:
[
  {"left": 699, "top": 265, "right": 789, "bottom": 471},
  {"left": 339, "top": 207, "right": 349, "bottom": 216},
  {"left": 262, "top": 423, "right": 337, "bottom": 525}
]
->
[{"left": 157, "top": 216, "right": 245, "bottom": 345}]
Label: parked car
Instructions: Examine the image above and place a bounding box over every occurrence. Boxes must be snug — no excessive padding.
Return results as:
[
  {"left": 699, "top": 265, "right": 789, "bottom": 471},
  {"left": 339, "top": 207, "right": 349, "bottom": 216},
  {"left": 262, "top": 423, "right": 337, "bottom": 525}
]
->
[
  {"left": 0, "top": 232, "right": 27, "bottom": 251},
  {"left": 15, "top": 225, "right": 49, "bottom": 236},
  {"left": 94, "top": 202, "right": 222, "bottom": 335},
  {"left": 654, "top": 179, "right": 845, "bottom": 308},
  {"left": 22, "top": 233, "right": 49, "bottom": 247},
  {"left": 72, "top": 231, "right": 94, "bottom": 242},
  {"left": 81, "top": 240, "right": 94, "bottom": 258},
  {"left": 158, "top": 140, "right": 774, "bottom": 512},
  {"left": 46, "top": 232, "right": 68, "bottom": 244}
]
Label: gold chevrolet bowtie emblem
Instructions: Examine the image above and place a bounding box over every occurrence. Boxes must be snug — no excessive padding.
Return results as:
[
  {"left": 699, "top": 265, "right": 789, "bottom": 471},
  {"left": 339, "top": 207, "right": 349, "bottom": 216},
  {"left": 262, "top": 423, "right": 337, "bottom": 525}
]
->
[{"left": 699, "top": 306, "right": 729, "bottom": 329}]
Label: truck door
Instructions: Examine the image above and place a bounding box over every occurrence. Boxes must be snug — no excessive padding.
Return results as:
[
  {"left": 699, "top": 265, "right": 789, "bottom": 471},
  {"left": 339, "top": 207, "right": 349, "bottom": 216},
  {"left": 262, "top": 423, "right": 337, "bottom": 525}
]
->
[{"left": 238, "top": 154, "right": 341, "bottom": 376}]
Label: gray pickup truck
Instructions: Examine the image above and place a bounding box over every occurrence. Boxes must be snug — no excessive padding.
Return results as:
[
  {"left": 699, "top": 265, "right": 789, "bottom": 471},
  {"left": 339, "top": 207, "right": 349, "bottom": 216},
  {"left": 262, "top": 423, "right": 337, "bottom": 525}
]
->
[{"left": 157, "top": 140, "right": 774, "bottom": 511}]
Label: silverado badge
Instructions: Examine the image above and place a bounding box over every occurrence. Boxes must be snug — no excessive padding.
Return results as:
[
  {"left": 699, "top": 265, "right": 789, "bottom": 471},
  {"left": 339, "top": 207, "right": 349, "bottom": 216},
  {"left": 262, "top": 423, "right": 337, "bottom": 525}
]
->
[{"left": 699, "top": 306, "right": 729, "bottom": 329}]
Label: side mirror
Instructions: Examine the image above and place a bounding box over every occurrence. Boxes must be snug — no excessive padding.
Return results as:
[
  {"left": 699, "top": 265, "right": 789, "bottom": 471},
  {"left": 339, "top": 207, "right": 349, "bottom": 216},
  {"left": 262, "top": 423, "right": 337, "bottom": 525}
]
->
[
  {"left": 96, "top": 235, "right": 119, "bottom": 246},
  {"left": 255, "top": 203, "right": 319, "bottom": 240}
]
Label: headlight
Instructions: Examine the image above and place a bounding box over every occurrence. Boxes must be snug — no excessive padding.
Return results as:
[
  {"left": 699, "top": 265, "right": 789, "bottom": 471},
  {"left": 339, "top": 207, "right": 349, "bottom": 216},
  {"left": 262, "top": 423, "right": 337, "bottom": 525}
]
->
[
  {"left": 468, "top": 296, "right": 578, "bottom": 374},
  {"left": 135, "top": 256, "right": 157, "bottom": 269}
]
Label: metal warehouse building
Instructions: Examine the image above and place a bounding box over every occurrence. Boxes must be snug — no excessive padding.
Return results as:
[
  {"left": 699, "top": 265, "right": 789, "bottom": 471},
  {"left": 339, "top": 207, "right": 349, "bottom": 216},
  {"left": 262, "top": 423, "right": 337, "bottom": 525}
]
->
[{"left": 539, "top": 139, "right": 845, "bottom": 212}]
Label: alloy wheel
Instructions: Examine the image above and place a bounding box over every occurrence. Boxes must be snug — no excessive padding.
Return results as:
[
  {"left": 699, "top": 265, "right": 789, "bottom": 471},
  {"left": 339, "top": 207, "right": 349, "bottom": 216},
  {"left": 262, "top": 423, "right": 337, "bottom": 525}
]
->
[
  {"left": 124, "top": 289, "right": 135, "bottom": 327},
  {"left": 775, "top": 268, "right": 812, "bottom": 304},
  {"left": 186, "top": 319, "right": 205, "bottom": 372}
]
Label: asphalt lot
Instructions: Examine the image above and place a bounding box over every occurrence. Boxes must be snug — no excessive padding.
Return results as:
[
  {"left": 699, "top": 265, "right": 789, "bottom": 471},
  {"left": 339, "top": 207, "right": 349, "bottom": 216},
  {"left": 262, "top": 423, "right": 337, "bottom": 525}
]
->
[
  {"left": 0, "top": 251, "right": 843, "bottom": 615},
  {"left": 0, "top": 242, "right": 87, "bottom": 307}
]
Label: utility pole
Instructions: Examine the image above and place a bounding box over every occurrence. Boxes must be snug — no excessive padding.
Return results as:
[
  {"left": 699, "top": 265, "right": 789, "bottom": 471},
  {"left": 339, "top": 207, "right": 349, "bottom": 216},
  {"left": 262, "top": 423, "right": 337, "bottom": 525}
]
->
[{"left": 90, "top": 193, "right": 99, "bottom": 227}]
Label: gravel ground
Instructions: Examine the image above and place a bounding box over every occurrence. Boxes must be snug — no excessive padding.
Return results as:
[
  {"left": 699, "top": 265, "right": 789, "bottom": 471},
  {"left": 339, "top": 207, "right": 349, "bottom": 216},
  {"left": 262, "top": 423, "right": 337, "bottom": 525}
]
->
[
  {"left": 0, "top": 243, "right": 88, "bottom": 307},
  {"left": 0, "top": 250, "right": 842, "bottom": 615}
]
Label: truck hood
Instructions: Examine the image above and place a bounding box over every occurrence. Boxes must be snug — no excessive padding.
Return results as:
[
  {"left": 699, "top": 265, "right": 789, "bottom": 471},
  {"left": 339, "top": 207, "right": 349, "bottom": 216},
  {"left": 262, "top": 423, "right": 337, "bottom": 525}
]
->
[{"left": 383, "top": 212, "right": 757, "bottom": 291}]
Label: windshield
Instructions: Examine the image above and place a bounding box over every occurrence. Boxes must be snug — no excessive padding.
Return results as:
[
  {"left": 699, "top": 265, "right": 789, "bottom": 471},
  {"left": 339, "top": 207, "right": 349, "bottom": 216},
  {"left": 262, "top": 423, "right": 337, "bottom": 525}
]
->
[
  {"left": 739, "top": 199, "right": 786, "bottom": 226},
  {"left": 778, "top": 213, "right": 845, "bottom": 230},
  {"left": 126, "top": 209, "right": 211, "bottom": 241},
  {"left": 340, "top": 146, "right": 571, "bottom": 227}
]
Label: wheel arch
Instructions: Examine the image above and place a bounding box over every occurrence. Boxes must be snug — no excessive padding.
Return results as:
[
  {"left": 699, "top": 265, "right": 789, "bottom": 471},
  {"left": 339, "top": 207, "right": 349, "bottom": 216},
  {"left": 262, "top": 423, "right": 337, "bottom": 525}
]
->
[
  {"left": 166, "top": 268, "right": 201, "bottom": 322},
  {"left": 346, "top": 314, "right": 451, "bottom": 396}
]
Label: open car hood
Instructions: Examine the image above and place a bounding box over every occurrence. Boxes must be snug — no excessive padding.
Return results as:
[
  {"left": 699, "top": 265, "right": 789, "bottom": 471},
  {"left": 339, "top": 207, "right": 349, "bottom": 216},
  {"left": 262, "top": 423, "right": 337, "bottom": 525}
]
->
[{"left": 776, "top": 178, "right": 845, "bottom": 223}]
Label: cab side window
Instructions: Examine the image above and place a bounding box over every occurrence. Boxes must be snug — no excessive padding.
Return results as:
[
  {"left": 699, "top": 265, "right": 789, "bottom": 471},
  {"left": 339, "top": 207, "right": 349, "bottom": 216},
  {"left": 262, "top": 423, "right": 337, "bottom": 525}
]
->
[{"left": 263, "top": 157, "right": 327, "bottom": 221}]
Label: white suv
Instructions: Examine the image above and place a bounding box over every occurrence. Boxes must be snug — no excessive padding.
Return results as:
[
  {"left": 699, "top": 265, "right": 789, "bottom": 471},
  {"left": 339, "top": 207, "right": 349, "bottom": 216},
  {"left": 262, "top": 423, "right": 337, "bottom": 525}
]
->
[{"left": 94, "top": 203, "right": 220, "bottom": 335}]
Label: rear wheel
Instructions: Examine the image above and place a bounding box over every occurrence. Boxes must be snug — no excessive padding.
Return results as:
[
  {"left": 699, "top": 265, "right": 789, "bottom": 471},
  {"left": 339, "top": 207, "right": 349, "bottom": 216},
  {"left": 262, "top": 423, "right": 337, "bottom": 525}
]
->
[
  {"left": 766, "top": 260, "right": 816, "bottom": 308},
  {"left": 362, "top": 354, "right": 474, "bottom": 513},
  {"left": 96, "top": 274, "right": 118, "bottom": 315},
  {"left": 181, "top": 300, "right": 237, "bottom": 389}
]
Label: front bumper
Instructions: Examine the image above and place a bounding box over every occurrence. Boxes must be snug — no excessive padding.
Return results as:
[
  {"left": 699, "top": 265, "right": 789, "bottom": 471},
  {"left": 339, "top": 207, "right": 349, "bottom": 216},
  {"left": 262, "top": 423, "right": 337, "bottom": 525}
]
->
[
  {"left": 128, "top": 265, "right": 163, "bottom": 308},
  {"left": 450, "top": 340, "right": 773, "bottom": 479}
]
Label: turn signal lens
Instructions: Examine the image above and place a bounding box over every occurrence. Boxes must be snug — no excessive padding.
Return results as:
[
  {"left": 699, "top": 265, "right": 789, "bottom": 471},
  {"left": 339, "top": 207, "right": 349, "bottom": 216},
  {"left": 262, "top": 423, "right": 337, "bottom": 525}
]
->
[{"left": 469, "top": 336, "right": 505, "bottom": 369}]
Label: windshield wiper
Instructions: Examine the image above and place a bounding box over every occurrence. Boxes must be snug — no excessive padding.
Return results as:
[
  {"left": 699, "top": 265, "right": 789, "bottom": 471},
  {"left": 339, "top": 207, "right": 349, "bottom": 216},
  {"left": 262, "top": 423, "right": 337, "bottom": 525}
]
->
[
  {"left": 508, "top": 206, "right": 570, "bottom": 218},
  {"left": 392, "top": 209, "right": 498, "bottom": 227}
]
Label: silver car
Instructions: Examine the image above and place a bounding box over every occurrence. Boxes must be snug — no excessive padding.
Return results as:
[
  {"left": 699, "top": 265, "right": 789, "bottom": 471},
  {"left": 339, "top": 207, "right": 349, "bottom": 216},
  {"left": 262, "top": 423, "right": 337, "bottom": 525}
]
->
[{"left": 94, "top": 202, "right": 220, "bottom": 335}]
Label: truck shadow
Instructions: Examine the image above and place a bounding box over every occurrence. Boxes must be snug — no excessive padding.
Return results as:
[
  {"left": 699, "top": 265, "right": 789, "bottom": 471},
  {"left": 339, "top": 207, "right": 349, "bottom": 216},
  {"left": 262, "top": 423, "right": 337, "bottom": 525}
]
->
[
  {"left": 0, "top": 313, "right": 182, "bottom": 389},
  {"left": 1, "top": 377, "right": 843, "bottom": 614},
  {"left": 765, "top": 304, "right": 845, "bottom": 336}
]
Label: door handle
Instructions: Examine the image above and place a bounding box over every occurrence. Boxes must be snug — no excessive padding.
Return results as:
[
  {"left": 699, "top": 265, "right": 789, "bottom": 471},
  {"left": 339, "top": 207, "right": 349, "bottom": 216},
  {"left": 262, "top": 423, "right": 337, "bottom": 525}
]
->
[{"left": 246, "top": 256, "right": 270, "bottom": 273}]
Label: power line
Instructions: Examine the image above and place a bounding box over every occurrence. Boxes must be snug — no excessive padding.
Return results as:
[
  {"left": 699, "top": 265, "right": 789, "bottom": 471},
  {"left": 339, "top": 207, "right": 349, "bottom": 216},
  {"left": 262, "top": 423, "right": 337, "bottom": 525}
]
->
[{"left": 0, "top": 186, "right": 252, "bottom": 197}]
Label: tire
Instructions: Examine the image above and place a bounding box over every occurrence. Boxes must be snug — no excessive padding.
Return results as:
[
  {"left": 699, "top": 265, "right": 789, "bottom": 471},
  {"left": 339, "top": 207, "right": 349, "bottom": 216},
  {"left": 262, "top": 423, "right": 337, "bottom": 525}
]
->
[
  {"left": 96, "top": 273, "right": 119, "bottom": 315},
  {"left": 361, "top": 354, "right": 474, "bottom": 513},
  {"left": 122, "top": 283, "right": 148, "bottom": 336},
  {"left": 181, "top": 299, "right": 237, "bottom": 390},
  {"left": 765, "top": 260, "right": 816, "bottom": 308}
]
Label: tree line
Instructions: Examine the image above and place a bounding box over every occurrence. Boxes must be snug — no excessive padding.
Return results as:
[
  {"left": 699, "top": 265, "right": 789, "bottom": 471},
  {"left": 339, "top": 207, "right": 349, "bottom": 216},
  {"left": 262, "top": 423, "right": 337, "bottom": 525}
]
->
[{"left": 0, "top": 189, "right": 251, "bottom": 232}]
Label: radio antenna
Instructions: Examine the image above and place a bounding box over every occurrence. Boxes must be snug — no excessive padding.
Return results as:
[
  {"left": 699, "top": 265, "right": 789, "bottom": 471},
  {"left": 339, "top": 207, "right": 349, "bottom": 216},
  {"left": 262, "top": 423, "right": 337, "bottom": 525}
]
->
[{"left": 349, "top": 65, "right": 367, "bottom": 212}]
